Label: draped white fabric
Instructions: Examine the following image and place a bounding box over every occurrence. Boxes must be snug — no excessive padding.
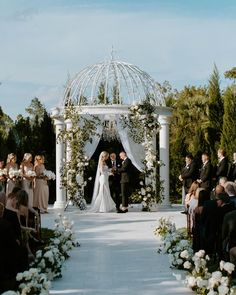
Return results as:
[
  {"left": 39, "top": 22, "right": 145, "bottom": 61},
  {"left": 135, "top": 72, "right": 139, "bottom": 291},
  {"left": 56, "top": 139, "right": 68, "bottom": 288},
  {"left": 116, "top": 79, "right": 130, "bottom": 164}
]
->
[
  {"left": 84, "top": 115, "right": 104, "bottom": 159},
  {"left": 116, "top": 116, "right": 145, "bottom": 172}
]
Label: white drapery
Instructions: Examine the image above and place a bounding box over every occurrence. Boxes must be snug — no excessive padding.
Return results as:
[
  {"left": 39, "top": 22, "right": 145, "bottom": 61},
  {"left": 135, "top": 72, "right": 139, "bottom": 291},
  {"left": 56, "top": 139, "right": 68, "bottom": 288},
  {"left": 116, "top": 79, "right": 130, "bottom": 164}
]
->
[
  {"left": 83, "top": 115, "right": 104, "bottom": 159},
  {"left": 116, "top": 116, "right": 145, "bottom": 172}
]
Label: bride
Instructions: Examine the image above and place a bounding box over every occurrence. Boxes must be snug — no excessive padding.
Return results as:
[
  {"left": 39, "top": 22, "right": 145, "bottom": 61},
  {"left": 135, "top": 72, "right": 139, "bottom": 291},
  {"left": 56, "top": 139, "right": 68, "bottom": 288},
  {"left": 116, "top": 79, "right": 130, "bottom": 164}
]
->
[{"left": 89, "top": 151, "right": 116, "bottom": 213}]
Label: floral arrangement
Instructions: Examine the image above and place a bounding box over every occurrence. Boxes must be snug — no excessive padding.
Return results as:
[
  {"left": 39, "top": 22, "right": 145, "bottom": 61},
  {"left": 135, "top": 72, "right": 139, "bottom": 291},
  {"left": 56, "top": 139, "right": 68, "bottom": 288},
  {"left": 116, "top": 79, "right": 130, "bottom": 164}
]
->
[
  {"left": 131, "top": 181, "right": 156, "bottom": 211},
  {"left": 58, "top": 105, "right": 100, "bottom": 209},
  {"left": 0, "top": 167, "right": 7, "bottom": 177},
  {"left": 25, "top": 170, "right": 36, "bottom": 178},
  {"left": 3, "top": 214, "right": 79, "bottom": 295},
  {"left": 121, "top": 100, "right": 162, "bottom": 210},
  {"left": 155, "top": 218, "right": 236, "bottom": 295},
  {"left": 8, "top": 168, "right": 22, "bottom": 179},
  {"left": 43, "top": 170, "right": 56, "bottom": 180}
]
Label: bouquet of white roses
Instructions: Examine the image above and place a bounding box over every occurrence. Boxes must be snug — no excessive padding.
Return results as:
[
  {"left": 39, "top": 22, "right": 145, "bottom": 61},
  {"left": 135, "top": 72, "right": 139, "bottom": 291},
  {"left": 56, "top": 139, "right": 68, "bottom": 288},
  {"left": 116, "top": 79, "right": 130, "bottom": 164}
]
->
[
  {"left": 8, "top": 168, "right": 22, "bottom": 179},
  {"left": 0, "top": 168, "right": 7, "bottom": 177},
  {"left": 43, "top": 170, "right": 56, "bottom": 180},
  {"left": 25, "top": 170, "right": 36, "bottom": 178}
]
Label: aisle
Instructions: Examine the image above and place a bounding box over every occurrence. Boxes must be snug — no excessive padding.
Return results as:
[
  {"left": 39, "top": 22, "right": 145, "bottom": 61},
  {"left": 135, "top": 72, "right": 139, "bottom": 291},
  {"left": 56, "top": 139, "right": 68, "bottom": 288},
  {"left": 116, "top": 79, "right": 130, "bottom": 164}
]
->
[{"left": 42, "top": 208, "right": 193, "bottom": 295}]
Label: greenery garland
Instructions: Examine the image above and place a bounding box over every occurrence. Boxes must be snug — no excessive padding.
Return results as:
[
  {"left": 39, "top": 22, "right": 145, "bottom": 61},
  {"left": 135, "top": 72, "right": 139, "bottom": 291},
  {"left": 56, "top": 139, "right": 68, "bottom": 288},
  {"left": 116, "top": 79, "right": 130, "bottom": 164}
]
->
[
  {"left": 121, "top": 100, "right": 162, "bottom": 210},
  {"left": 57, "top": 105, "right": 100, "bottom": 209}
]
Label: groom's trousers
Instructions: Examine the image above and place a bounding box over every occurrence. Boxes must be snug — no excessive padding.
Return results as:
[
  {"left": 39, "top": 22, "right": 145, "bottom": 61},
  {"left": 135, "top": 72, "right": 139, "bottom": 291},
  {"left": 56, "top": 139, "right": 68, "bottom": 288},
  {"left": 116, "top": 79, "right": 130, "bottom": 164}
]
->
[{"left": 121, "top": 182, "right": 129, "bottom": 207}]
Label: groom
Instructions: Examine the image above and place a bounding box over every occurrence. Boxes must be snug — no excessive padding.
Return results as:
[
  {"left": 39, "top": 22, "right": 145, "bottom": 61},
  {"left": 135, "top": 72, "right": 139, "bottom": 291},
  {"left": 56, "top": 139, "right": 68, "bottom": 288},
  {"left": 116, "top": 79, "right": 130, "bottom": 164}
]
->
[
  {"left": 118, "top": 151, "right": 132, "bottom": 213},
  {"left": 108, "top": 153, "right": 121, "bottom": 213}
]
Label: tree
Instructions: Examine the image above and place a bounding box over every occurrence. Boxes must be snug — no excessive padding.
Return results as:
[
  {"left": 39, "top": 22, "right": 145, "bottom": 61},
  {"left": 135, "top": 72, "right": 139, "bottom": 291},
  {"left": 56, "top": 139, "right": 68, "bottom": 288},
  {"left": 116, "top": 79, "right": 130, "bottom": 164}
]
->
[
  {"left": 25, "top": 97, "right": 45, "bottom": 124},
  {"left": 224, "top": 67, "right": 236, "bottom": 82},
  {"left": 207, "top": 64, "right": 223, "bottom": 164},
  {"left": 221, "top": 86, "right": 236, "bottom": 157}
]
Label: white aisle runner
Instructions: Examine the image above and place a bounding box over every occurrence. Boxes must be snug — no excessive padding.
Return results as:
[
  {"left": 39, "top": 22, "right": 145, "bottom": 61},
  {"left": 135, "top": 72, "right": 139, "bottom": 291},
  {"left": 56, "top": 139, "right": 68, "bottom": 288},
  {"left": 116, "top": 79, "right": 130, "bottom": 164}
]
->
[{"left": 42, "top": 208, "right": 193, "bottom": 295}]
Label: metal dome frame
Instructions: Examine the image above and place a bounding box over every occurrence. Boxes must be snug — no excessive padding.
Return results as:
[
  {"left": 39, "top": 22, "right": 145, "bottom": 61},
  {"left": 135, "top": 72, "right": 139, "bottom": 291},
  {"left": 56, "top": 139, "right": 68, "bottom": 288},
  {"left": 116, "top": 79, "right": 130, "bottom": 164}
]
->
[{"left": 63, "top": 56, "right": 165, "bottom": 107}]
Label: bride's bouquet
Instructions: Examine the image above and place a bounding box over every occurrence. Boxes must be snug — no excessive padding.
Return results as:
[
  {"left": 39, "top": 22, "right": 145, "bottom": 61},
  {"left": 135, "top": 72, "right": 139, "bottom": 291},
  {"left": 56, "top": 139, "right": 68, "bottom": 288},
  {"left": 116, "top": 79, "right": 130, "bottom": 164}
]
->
[{"left": 43, "top": 170, "right": 56, "bottom": 180}]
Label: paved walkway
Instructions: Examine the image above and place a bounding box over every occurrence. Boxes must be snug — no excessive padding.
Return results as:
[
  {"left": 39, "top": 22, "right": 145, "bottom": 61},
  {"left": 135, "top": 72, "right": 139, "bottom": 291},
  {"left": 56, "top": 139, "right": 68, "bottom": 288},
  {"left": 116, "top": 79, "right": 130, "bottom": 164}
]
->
[{"left": 42, "top": 206, "right": 193, "bottom": 295}]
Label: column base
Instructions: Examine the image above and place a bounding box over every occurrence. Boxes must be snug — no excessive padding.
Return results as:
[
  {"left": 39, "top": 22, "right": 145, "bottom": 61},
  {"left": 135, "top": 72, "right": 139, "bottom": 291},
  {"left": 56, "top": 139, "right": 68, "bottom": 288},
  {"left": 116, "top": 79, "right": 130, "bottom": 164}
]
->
[
  {"left": 53, "top": 200, "right": 67, "bottom": 210},
  {"left": 156, "top": 203, "right": 172, "bottom": 211}
]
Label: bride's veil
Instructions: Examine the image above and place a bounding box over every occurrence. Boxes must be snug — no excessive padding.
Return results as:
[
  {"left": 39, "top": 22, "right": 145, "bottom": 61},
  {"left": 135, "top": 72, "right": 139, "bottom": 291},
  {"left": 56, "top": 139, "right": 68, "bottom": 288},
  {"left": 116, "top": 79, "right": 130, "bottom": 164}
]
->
[{"left": 91, "top": 153, "right": 103, "bottom": 206}]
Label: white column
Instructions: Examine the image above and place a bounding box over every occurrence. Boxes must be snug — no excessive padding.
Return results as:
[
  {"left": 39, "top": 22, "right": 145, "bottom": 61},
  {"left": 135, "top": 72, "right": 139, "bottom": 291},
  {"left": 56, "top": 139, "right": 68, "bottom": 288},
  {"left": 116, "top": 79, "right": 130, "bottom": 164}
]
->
[
  {"left": 159, "top": 115, "right": 171, "bottom": 208},
  {"left": 53, "top": 117, "right": 66, "bottom": 209}
]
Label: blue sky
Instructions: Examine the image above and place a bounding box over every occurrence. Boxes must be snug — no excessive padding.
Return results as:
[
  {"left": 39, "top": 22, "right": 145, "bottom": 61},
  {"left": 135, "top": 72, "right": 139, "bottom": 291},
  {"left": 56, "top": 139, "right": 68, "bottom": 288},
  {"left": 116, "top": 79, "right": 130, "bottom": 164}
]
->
[{"left": 0, "top": 0, "right": 236, "bottom": 119}]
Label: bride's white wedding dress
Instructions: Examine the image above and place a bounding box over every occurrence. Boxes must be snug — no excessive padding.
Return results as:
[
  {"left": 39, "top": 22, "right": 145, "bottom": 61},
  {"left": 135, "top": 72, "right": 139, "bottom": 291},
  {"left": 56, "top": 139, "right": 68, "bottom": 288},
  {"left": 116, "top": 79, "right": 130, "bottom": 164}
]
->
[{"left": 90, "top": 164, "right": 116, "bottom": 213}]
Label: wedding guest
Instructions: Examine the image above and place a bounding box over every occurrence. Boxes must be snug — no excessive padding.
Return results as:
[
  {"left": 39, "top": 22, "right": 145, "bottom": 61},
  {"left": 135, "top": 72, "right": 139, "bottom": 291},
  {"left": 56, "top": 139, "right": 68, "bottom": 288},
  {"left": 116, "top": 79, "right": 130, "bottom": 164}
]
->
[
  {"left": 211, "top": 184, "right": 225, "bottom": 200},
  {"left": 224, "top": 182, "right": 236, "bottom": 206},
  {"left": 219, "top": 176, "right": 228, "bottom": 188},
  {"left": 0, "top": 159, "right": 6, "bottom": 193},
  {"left": 216, "top": 149, "right": 228, "bottom": 182},
  {"left": 0, "top": 186, "right": 6, "bottom": 206},
  {"left": 179, "top": 154, "right": 198, "bottom": 204},
  {"left": 6, "top": 153, "right": 19, "bottom": 196},
  {"left": 192, "top": 190, "right": 210, "bottom": 252},
  {"left": 108, "top": 153, "right": 121, "bottom": 213},
  {"left": 182, "top": 181, "right": 199, "bottom": 214},
  {"left": 21, "top": 153, "right": 34, "bottom": 208},
  {"left": 197, "top": 152, "right": 213, "bottom": 192},
  {"left": 228, "top": 152, "right": 236, "bottom": 182},
  {"left": 33, "top": 155, "right": 49, "bottom": 213},
  {"left": 222, "top": 210, "right": 236, "bottom": 263}
]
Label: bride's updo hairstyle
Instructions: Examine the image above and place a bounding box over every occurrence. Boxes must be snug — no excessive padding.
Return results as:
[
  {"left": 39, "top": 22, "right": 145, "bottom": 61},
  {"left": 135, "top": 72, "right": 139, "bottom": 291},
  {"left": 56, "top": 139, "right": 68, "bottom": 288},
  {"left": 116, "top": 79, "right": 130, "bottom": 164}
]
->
[
  {"left": 99, "top": 151, "right": 109, "bottom": 164},
  {"left": 22, "top": 153, "right": 32, "bottom": 163}
]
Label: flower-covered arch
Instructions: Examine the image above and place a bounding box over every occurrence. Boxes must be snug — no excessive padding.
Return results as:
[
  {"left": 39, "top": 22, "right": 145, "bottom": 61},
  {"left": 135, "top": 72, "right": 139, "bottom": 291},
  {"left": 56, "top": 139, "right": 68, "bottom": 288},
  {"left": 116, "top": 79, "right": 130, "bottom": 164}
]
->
[{"left": 51, "top": 57, "right": 172, "bottom": 210}]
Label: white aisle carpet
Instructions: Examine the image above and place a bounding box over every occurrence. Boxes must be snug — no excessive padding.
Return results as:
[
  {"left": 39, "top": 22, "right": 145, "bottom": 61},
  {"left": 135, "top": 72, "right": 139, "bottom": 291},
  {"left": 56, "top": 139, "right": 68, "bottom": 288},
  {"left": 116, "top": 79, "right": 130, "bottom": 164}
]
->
[{"left": 42, "top": 206, "right": 193, "bottom": 295}]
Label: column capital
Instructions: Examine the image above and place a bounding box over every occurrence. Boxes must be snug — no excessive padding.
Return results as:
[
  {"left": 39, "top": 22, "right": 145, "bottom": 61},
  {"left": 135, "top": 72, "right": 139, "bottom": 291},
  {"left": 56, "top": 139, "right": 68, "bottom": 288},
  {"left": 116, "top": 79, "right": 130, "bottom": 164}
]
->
[{"left": 159, "top": 115, "right": 171, "bottom": 125}]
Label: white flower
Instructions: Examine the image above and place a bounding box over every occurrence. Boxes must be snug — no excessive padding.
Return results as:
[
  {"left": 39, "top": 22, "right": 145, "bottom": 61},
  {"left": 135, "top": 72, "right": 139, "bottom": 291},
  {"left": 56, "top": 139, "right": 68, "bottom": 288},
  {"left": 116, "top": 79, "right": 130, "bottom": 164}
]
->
[
  {"left": 16, "top": 272, "right": 23, "bottom": 281},
  {"left": 1, "top": 292, "right": 19, "bottom": 295},
  {"left": 183, "top": 261, "right": 192, "bottom": 269},
  {"left": 207, "top": 291, "right": 217, "bottom": 295},
  {"left": 195, "top": 250, "right": 205, "bottom": 258},
  {"left": 212, "top": 271, "right": 223, "bottom": 281},
  {"left": 223, "top": 262, "right": 235, "bottom": 274},
  {"left": 180, "top": 250, "right": 189, "bottom": 259},
  {"left": 140, "top": 181, "right": 144, "bottom": 185},
  {"left": 186, "top": 275, "right": 196, "bottom": 287},
  {"left": 218, "top": 285, "right": 229, "bottom": 295}
]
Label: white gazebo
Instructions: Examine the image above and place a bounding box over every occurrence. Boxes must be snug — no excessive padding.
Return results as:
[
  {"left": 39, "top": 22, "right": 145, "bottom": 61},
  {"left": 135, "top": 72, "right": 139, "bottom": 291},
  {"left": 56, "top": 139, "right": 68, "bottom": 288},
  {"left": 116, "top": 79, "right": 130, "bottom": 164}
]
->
[{"left": 51, "top": 56, "right": 172, "bottom": 209}]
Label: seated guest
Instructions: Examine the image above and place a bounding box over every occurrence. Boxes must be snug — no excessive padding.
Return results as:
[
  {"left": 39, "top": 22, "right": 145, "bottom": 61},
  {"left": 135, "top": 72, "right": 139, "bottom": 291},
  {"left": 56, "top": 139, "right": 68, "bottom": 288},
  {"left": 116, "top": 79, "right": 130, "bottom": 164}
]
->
[
  {"left": 0, "top": 184, "right": 6, "bottom": 206},
  {"left": 182, "top": 181, "right": 200, "bottom": 214},
  {"left": 224, "top": 182, "right": 236, "bottom": 206},
  {"left": 192, "top": 190, "right": 210, "bottom": 252},
  {"left": 211, "top": 184, "right": 225, "bottom": 200},
  {"left": 219, "top": 177, "right": 228, "bottom": 188},
  {"left": 216, "top": 149, "right": 228, "bottom": 182},
  {"left": 222, "top": 210, "right": 236, "bottom": 263}
]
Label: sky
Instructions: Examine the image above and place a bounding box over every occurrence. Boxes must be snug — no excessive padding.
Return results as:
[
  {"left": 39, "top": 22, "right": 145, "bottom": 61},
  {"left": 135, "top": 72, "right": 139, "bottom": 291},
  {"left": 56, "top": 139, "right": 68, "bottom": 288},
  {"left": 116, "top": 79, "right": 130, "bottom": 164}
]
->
[{"left": 0, "top": 0, "right": 236, "bottom": 119}]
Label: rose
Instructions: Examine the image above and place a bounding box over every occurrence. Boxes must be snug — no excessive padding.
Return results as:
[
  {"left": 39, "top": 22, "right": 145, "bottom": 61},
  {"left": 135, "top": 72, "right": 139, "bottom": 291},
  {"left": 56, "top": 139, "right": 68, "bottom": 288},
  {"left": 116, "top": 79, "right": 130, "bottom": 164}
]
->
[
  {"left": 183, "top": 261, "right": 192, "bottom": 269},
  {"left": 218, "top": 285, "right": 229, "bottom": 295}
]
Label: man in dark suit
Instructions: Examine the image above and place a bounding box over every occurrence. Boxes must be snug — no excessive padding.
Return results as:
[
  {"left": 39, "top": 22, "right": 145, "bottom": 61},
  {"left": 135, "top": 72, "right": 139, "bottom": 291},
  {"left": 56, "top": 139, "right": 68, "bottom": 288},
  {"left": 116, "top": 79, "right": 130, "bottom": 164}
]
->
[
  {"left": 108, "top": 153, "right": 121, "bottom": 213},
  {"left": 197, "top": 152, "right": 213, "bottom": 191},
  {"left": 179, "top": 153, "right": 198, "bottom": 195},
  {"left": 228, "top": 152, "right": 236, "bottom": 182},
  {"left": 216, "top": 149, "right": 228, "bottom": 182},
  {"left": 118, "top": 151, "right": 132, "bottom": 213}
]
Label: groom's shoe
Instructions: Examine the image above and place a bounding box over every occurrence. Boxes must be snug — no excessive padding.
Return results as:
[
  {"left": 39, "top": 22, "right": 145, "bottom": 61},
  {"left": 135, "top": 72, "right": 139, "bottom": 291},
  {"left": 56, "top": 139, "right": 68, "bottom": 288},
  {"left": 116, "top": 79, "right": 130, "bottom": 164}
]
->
[
  {"left": 122, "top": 209, "right": 128, "bottom": 213},
  {"left": 117, "top": 209, "right": 124, "bottom": 213}
]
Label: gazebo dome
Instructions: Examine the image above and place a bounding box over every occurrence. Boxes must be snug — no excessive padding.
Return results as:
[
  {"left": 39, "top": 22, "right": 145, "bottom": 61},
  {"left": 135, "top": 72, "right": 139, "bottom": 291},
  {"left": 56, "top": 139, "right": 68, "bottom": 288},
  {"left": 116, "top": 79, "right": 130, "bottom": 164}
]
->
[{"left": 63, "top": 57, "right": 165, "bottom": 107}]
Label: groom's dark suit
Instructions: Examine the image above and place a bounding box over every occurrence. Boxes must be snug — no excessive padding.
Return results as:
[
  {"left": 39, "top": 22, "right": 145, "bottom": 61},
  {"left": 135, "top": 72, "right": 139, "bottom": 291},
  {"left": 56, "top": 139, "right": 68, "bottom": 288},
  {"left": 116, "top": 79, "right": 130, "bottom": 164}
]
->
[
  {"left": 108, "top": 159, "right": 121, "bottom": 210},
  {"left": 118, "top": 157, "right": 132, "bottom": 207}
]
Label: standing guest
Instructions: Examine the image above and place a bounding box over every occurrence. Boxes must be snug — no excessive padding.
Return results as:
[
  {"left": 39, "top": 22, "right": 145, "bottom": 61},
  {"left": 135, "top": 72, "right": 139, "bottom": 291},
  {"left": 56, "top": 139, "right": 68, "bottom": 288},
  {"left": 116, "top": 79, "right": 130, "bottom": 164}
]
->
[
  {"left": 216, "top": 149, "right": 228, "bottom": 182},
  {"left": 33, "top": 155, "right": 49, "bottom": 214},
  {"left": 179, "top": 154, "right": 198, "bottom": 204},
  {"left": 197, "top": 152, "right": 213, "bottom": 192},
  {"left": 21, "top": 153, "right": 35, "bottom": 209},
  {"left": 108, "top": 153, "right": 121, "bottom": 213},
  {"left": 118, "top": 151, "right": 132, "bottom": 213},
  {"left": 6, "top": 153, "right": 19, "bottom": 196},
  {"left": 0, "top": 160, "right": 6, "bottom": 193},
  {"left": 228, "top": 152, "right": 236, "bottom": 182},
  {"left": 222, "top": 210, "right": 236, "bottom": 263}
]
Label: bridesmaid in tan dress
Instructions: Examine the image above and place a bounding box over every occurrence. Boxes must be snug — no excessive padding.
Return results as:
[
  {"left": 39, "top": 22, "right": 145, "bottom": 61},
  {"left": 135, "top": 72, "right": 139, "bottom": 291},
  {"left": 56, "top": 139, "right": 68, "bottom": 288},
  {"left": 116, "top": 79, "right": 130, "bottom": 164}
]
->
[
  {"left": 20, "top": 153, "right": 35, "bottom": 208},
  {"left": 6, "top": 153, "right": 19, "bottom": 196},
  {"left": 33, "top": 155, "right": 49, "bottom": 213}
]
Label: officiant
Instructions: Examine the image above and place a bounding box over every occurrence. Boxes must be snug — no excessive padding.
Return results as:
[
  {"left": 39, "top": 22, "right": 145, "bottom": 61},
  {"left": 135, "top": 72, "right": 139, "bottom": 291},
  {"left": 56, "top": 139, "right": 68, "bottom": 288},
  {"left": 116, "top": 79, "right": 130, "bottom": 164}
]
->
[{"left": 108, "top": 153, "right": 121, "bottom": 213}]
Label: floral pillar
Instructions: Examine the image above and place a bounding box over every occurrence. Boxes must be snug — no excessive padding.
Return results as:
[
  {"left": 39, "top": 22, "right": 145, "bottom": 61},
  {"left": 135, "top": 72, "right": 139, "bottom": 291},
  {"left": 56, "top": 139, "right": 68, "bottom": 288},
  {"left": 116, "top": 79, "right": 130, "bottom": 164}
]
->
[
  {"left": 51, "top": 108, "right": 66, "bottom": 209},
  {"left": 159, "top": 115, "right": 171, "bottom": 207}
]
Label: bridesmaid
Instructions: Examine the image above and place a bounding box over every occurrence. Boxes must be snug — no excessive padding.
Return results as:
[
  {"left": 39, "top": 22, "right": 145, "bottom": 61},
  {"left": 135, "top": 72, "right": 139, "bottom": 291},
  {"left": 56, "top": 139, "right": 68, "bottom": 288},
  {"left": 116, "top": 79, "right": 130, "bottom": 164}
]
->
[
  {"left": 33, "top": 155, "right": 49, "bottom": 213},
  {"left": 20, "top": 153, "right": 34, "bottom": 208},
  {"left": 6, "top": 153, "right": 19, "bottom": 196},
  {"left": 0, "top": 159, "right": 6, "bottom": 193}
]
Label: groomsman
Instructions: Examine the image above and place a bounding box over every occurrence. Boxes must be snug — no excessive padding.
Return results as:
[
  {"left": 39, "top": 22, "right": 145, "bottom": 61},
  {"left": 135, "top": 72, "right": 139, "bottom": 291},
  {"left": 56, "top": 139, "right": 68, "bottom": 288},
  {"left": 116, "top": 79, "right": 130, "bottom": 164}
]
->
[
  {"left": 228, "top": 152, "right": 236, "bottom": 182},
  {"left": 197, "top": 152, "right": 213, "bottom": 191},
  {"left": 216, "top": 149, "right": 228, "bottom": 182},
  {"left": 118, "top": 151, "right": 132, "bottom": 213},
  {"left": 179, "top": 153, "right": 198, "bottom": 197},
  {"left": 108, "top": 153, "right": 121, "bottom": 213}
]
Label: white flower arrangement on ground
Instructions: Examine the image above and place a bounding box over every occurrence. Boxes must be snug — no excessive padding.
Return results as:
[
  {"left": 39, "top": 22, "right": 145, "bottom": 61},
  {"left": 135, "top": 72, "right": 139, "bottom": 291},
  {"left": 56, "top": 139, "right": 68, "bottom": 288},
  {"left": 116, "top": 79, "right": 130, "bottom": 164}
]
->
[
  {"left": 131, "top": 181, "right": 156, "bottom": 211},
  {"left": 155, "top": 218, "right": 236, "bottom": 295},
  {"left": 43, "top": 170, "right": 56, "bottom": 180},
  {"left": 5, "top": 214, "right": 79, "bottom": 295}
]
